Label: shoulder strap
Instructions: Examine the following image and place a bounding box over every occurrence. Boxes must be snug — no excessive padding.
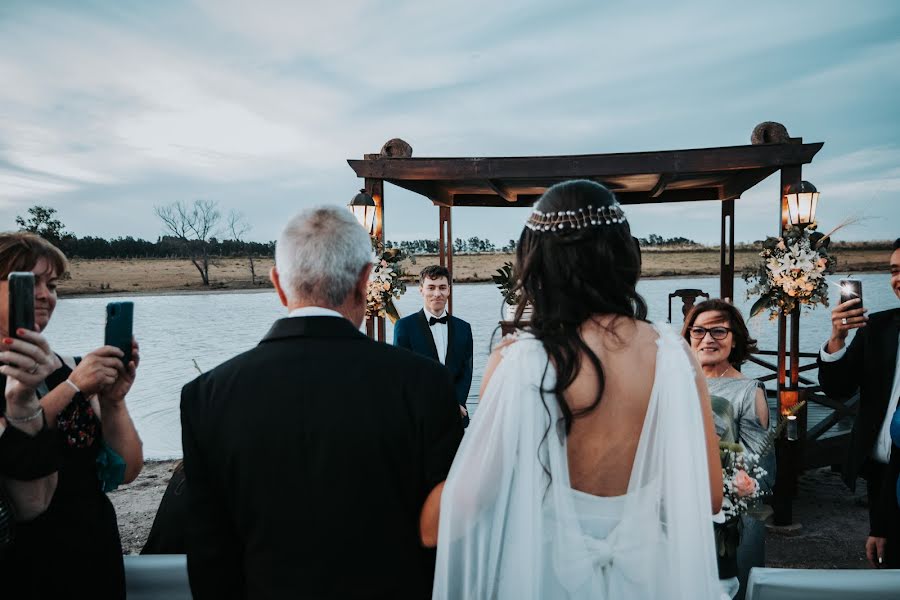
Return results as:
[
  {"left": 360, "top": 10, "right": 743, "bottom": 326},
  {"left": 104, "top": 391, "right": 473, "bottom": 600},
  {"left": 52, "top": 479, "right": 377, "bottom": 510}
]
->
[{"left": 59, "top": 355, "right": 80, "bottom": 370}]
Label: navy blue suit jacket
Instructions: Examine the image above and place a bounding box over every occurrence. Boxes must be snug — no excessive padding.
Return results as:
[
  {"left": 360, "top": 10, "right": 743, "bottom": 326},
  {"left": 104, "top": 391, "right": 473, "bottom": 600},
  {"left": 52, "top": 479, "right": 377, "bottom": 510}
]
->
[{"left": 394, "top": 309, "right": 474, "bottom": 427}]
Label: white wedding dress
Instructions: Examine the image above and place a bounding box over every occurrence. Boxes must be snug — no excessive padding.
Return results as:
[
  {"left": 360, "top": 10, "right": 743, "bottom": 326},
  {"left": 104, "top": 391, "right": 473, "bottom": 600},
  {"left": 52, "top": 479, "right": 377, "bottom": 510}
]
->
[{"left": 433, "top": 324, "right": 723, "bottom": 599}]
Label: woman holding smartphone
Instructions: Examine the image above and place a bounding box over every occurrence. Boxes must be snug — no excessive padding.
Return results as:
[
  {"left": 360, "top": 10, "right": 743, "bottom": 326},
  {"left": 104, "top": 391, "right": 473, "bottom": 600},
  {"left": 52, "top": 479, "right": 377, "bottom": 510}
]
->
[{"left": 0, "top": 231, "right": 142, "bottom": 600}]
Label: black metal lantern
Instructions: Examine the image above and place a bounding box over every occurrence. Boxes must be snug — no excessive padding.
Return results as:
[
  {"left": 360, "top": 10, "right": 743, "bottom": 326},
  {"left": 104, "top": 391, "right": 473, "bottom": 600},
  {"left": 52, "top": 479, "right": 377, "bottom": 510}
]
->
[
  {"left": 348, "top": 189, "right": 376, "bottom": 234},
  {"left": 784, "top": 181, "right": 819, "bottom": 227}
]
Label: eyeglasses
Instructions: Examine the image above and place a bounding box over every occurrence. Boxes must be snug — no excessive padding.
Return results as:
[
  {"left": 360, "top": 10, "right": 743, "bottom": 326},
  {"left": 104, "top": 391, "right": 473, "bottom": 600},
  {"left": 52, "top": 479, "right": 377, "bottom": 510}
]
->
[{"left": 688, "top": 326, "right": 732, "bottom": 340}]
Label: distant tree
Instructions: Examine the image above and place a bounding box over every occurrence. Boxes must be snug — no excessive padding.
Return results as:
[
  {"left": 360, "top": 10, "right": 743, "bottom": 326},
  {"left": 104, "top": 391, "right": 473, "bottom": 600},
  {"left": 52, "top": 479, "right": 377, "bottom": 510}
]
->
[
  {"left": 454, "top": 238, "right": 466, "bottom": 254},
  {"left": 154, "top": 199, "right": 222, "bottom": 285},
  {"left": 16, "top": 205, "right": 67, "bottom": 242},
  {"left": 227, "top": 210, "right": 257, "bottom": 285}
]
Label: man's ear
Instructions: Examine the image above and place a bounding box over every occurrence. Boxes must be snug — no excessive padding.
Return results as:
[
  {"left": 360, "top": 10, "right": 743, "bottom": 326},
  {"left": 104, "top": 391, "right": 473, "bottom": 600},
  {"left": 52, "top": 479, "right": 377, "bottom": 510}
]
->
[
  {"left": 270, "top": 266, "right": 290, "bottom": 308},
  {"left": 356, "top": 263, "right": 373, "bottom": 299}
]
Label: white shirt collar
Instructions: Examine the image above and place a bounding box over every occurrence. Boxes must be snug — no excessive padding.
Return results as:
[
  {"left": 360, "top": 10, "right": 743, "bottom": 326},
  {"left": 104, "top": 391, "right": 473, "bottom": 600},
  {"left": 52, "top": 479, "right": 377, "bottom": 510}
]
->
[
  {"left": 288, "top": 306, "right": 346, "bottom": 320},
  {"left": 423, "top": 307, "right": 448, "bottom": 320}
]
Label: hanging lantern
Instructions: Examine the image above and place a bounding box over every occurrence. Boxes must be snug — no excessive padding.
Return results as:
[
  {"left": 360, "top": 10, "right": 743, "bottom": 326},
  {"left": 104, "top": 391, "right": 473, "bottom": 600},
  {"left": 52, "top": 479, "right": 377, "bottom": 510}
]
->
[{"left": 784, "top": 181, "right": 819, "bottom": 227}]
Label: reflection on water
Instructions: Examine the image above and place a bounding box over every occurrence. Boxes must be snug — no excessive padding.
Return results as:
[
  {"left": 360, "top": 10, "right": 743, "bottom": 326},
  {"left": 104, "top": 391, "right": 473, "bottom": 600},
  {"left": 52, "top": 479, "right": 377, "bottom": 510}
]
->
[{"left": 46, "top": 273, "right": 893, "bottom": 459}]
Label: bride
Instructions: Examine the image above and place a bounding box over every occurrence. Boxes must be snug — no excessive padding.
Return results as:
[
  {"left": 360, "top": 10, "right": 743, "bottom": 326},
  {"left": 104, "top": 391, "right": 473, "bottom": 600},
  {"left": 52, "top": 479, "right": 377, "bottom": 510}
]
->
[{"left": 421, "top": 180, "right": 724, "bottom": 599}]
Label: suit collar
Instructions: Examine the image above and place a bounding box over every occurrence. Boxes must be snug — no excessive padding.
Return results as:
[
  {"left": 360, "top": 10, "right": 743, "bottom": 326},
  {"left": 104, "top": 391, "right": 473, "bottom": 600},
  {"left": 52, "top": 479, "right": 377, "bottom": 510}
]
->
[
  {"left": 260, "top": 316, "right": 368, "bottom": 344},
  {"left": 416, "top": 309, "right": 440, "bottom": 361}
]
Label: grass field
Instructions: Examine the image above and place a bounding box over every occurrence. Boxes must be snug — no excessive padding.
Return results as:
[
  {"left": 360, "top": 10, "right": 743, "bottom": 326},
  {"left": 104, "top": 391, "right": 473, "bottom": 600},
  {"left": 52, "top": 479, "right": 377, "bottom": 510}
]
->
[{"left": 59, "top": 248, "right": 890, "bottom": 296}]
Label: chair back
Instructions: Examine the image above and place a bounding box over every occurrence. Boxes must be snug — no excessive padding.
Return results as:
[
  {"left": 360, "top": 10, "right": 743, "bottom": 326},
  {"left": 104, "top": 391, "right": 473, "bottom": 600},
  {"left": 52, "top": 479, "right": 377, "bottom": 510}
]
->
[
  {"left": 667, "top": 288, "right": 709, "bottom": 323},
  {"left": 124, "top": 554, "right": 191, "bottom": 600},
  {"left": 746, "top": 567, "right": 900, "bottom": 600}
]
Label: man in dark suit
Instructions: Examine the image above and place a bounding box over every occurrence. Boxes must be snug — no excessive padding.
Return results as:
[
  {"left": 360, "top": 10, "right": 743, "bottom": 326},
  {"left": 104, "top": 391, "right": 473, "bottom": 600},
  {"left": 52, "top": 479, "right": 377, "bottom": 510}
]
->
[
  {"left": 818, "top": 238, "right": 900, "bottom": 568},
  {"left": 393, "top": 265, "right": 474, "bottom": 427},
  {"left": 180, "top": 207, "right": 463, "bottom": 599}
]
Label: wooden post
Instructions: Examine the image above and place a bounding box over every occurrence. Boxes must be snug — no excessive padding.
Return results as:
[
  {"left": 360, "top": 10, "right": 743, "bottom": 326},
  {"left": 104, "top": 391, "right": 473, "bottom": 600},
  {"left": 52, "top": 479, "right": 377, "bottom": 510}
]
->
[
  {"left": 365, "top": 171, "right": 386, "bottom": 342},
  {"left": 720, "top": 199, "right": 735, "bottom": 302},
  {"left": 438, "top": 206, "right": 454, "bottom": 314},
  {"left": 773, "top": 165, "right": 804, "bottom": 528}
]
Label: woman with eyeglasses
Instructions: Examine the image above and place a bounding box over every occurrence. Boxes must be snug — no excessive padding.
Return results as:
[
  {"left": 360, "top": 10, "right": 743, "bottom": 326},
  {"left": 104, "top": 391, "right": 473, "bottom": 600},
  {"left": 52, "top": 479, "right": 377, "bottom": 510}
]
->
[{"left": 682, "top": 298, "right": 773, "bottom": 600}]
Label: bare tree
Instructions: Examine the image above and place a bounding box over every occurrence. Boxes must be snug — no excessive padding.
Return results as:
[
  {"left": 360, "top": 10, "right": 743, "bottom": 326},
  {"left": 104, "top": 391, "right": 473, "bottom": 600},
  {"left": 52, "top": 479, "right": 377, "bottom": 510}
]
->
[
  {"left": 227, "top": 210, "right": 257, "bottom": 285},
  {"left": 154, "top": 200, "right": 222, "bottom": 286}
]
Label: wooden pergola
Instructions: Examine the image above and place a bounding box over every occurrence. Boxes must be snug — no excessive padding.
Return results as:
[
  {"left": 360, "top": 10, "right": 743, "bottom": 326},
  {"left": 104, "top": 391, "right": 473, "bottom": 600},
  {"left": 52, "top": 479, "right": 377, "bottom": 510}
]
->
[
  {"left": 349, "top": 127, "right": 822, "bottom": 313},
  {"left": 349, "top": 124, "right": 827, "bottom": 525}
]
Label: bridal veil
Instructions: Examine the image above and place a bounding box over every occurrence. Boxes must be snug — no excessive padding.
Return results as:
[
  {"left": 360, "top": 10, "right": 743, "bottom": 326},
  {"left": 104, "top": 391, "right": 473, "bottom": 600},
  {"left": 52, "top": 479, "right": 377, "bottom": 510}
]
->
[{"left": 433, "top": 325, "right": 722, "bottom": 599}]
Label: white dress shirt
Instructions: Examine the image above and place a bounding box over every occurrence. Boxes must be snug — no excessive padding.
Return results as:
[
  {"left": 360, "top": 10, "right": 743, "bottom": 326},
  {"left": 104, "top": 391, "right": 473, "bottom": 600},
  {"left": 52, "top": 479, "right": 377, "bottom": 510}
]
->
[
  {"left": 288, "top": 306, "right": 346, "bottom": 320},
  {"left": 821, "top": 332, "right": 900, "bottom": 464},
  {"left": 424, "top": 308, "right": 448, "bottom": 365}
]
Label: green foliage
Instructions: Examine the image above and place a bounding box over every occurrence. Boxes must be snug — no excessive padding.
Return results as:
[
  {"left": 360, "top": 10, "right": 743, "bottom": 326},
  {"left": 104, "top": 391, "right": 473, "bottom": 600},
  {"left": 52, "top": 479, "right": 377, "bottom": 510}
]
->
[
  {"left": 491, "top": 261, "right": 520, "bottom": 306},
  {"left": 16, "top": 205, "right": 67, "bottom": 241}
]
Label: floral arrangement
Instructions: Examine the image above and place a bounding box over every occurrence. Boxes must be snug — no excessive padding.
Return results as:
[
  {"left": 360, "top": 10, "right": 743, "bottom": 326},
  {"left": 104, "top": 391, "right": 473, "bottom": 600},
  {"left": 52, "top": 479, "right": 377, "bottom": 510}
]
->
[
  {"left": 743, "top": 225, "right": 835, "bottom": 319},
  {"left": 718, "top": 443, "right": 767, "bottom": 520},
  {"left": 366, "top": 237, "right": 412, "bottom": 323}
]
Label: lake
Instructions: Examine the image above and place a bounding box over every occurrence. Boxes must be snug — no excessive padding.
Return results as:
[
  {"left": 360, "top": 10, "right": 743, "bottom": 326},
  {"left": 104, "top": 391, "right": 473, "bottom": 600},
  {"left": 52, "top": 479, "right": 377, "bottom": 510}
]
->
[{"left": 46, "top": 272, "right": 894, "bottom": 460}]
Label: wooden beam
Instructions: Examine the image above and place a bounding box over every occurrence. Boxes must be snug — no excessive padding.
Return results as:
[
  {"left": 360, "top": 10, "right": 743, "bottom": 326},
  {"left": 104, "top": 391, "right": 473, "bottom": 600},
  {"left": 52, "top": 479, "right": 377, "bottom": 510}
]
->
[
  {"left": 347, "top": 142, "right": 824, "bottom": 181},
  {"left": 384, "top": 179, "right": 452, "bottom": 206},
  {"left": 649, "top": 173, "right": 672, "bottom": 198},
  {"left": 486, "top": 179, "right": 516, "bottom": 202},
  {"left": 720, "top": 167, "right": 779, "bottom": 199}
]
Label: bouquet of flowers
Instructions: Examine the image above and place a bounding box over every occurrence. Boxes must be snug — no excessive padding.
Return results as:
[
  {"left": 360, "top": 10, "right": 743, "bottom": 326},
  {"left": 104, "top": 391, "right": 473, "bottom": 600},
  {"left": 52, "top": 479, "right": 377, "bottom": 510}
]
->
[
  {"left": 714, "top": 441, "right": 769, "bottom": 577},
  {"left": 366, "top": 237, "right": 412, "bottom": 323},
  {"left": 743, "top": 225, "right": 835, "bottom": 320}
]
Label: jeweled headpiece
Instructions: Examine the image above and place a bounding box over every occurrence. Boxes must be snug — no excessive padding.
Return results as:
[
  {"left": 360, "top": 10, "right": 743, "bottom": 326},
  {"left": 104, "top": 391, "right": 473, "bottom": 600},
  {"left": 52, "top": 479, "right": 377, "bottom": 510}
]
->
[{"left": 524, "top": 203, "right": 627, "bottom": 232}]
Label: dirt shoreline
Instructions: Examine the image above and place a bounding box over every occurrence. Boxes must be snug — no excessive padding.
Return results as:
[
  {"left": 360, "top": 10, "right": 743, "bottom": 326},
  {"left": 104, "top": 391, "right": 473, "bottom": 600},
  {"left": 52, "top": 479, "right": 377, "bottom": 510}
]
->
[
  {"left": 111, "top": 460, "right": 872, "bottom": 568},
  {"left": 58, "top": 249, "right": 887, "bottom": 297}
]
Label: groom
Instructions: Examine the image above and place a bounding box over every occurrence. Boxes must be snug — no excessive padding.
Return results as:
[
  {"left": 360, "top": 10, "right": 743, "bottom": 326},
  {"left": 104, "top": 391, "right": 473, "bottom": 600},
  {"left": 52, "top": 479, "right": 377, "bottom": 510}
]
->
[{"left": 394, "top": 265, "right": 474, "bottom": 427}]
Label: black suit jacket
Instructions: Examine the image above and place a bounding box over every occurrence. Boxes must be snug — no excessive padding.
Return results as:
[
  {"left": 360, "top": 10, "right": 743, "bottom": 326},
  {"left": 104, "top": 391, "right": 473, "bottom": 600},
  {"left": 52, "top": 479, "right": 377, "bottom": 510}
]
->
[
  {"left": 818, "top": 307, "right": 900, "bottom": 537},
  {"left": 181, "top": 316, "right": 463, "bottom": 600},
  {"left": 393, "top": 310, "right": 474, "bottom": 427}
]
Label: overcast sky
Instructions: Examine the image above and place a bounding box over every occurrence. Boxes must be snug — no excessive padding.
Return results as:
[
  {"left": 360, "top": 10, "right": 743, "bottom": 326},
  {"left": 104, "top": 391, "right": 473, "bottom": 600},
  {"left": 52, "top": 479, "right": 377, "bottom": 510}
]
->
[{"left": 1, "top": 0, "right": 898, "bottom": 245}]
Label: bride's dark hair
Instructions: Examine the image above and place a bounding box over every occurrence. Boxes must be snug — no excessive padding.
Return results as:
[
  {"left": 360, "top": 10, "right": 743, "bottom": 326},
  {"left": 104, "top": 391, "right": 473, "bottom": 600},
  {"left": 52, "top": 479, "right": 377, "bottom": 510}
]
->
[{"left": 512, "top": 180, "right": 647, "bottom": 435}]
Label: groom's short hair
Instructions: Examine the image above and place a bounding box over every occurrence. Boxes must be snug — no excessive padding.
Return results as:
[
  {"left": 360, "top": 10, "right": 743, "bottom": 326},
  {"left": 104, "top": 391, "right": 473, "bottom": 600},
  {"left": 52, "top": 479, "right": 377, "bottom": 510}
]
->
[
  {"left": 275, "top": 206, "right": 372, "bottom": 306},
  {"left": 419, "top": 265, "right": 451, "bottom": 285}
]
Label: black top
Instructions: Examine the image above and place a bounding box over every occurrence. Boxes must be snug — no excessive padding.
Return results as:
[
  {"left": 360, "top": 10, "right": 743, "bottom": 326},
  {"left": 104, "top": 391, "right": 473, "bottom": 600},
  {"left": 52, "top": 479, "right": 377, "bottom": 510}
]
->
[
  {"left": 818, "top": 307, "right": 900, "bottom": 540},
  {"left": 181, "top": 316, "right": 464, "bottom": 600},
  {"left": 0, "top": 361, "right": 125, "bottom": 600}
]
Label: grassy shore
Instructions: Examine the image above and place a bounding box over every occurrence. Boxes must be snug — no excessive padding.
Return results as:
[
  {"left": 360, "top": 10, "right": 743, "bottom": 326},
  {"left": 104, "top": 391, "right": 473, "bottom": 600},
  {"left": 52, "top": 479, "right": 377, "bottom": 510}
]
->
[{"left": 59, "top": 248, "right": 888, "bottom": 296}]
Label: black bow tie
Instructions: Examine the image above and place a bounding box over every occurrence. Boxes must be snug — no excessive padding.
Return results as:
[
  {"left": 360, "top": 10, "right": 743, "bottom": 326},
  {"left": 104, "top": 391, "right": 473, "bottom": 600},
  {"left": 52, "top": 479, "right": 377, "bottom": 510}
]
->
[{"left": 429, "top": 315, "right": 449, "bottom": 326}]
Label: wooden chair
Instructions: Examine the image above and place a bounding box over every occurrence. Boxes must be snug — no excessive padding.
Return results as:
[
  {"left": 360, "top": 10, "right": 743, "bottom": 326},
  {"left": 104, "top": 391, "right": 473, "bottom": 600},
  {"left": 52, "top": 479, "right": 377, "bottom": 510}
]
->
[{"left": 667, "top": 288, "right": 710, "bottom": 323}]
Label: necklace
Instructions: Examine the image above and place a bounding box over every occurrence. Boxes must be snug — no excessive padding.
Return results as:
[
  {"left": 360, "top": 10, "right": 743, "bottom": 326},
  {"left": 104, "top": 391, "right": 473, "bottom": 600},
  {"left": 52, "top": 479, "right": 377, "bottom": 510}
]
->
[{"left": 715, "top": 364, "right": 732, "bottom": 378}]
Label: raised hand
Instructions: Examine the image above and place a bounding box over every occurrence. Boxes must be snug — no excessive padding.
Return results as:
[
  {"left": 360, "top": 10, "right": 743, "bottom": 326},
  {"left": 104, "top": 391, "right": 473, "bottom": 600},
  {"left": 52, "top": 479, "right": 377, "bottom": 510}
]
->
[
  {"left": 99, "top": 338, "right": 140, "bottom": 408},
  {"left": 69, "top": 346, "right": 126, "bottom": 397},
  {"left": 827, "top": 298, "right": 867, "bottom": 353},
  {"left": 0, "top": 328, "right": 57, "bottom": 406}
]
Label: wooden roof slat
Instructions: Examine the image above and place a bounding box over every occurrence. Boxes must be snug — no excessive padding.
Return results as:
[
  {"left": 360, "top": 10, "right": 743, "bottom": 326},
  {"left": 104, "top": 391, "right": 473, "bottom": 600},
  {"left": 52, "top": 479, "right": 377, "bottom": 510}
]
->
[
  {"left": 349, "top": 140, "right": 824, "bottom": 207},
  {"left": 348, "top": 143, "right": 823, "bottom": 181}
]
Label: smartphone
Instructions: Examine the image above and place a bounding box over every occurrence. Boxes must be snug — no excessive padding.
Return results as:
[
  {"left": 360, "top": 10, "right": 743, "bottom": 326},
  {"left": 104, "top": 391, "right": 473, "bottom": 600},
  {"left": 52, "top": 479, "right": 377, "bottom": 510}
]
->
[
  {"left": 105, "top": 301, "right": 134, "bottom": 366},
  {"left": 839, "top": 278, "right": 863, "bottom": 307},
  {"left": 8, "top": 272, "right": 35, "bottom": 338}
]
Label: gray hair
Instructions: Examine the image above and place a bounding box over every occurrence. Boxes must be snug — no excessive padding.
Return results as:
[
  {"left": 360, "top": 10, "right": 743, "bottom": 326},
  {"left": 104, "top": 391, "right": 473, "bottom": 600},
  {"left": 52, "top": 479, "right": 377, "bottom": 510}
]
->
[{"left": 275, "top": 206, "right": 373, "bottom": 306}]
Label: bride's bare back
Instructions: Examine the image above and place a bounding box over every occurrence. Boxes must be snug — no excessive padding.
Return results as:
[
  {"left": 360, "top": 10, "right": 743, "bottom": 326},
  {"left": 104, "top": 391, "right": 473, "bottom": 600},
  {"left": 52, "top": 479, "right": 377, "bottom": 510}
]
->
[{"left": 565, "top": 316, "right": 659, "bottom": 497}]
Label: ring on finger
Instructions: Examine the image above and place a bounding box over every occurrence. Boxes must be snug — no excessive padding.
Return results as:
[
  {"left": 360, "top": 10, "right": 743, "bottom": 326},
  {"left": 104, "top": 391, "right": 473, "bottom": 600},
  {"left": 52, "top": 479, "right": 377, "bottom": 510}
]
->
[
  {"left": 841, "top": 318, "right": 848, "bottom": 325},
  {"left": 27, "top": 360, "right": 39, "bottom": 374}
]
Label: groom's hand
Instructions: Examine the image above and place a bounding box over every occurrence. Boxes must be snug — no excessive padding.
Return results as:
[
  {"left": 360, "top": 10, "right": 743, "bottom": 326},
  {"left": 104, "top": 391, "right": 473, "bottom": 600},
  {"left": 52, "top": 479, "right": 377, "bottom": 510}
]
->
[
  {"left": 459, "top": 406, "right": 468, "bottom": 418},
  {"left": 866, "top": 536, "right": 886, "bottom": 568},
  {"left": 827, "top": 299, "right": 867, "bottom": 353}
]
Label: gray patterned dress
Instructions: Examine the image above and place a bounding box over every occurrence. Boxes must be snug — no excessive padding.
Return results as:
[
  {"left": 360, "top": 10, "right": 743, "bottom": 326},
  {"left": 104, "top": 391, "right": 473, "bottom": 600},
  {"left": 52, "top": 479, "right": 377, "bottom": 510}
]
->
[{"left": 708, "top": 376, "right": 775, "bottom": 600}]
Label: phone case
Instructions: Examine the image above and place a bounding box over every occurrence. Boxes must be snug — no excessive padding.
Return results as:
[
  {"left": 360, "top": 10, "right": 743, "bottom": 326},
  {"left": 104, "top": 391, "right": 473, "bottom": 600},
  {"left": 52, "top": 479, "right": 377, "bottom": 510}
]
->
[
  {"left": 105, "top": 301, "right": 134, "bottom": 365},
  {"left": 8, "top": 272, "right": 35, "bottom": 337}
]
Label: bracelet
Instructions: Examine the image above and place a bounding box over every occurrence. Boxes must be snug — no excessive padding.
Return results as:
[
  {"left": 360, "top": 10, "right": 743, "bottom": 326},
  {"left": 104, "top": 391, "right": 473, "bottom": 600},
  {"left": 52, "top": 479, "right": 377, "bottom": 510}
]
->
[
  {"left": 5, "top": 405, "right": 43, "bottom": 424},
  {"left": 64, "top": 379, "right": 82, "bottom": 395}
]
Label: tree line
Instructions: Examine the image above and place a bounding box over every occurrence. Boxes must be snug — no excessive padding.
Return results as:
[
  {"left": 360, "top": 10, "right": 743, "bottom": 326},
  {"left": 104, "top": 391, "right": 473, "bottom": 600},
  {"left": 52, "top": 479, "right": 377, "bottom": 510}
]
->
[{"left": 15, "top": 203, "right": 709, "bottom": 286}]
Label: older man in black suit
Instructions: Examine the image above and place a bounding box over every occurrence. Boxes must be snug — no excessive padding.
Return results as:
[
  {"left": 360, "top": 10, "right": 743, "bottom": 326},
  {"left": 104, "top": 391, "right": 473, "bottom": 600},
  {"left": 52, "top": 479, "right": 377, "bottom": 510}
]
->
[
  {"left": 818, "top": 238, "right": 900, "bottom": 568},
  {"left": 181, "top": 207, "right": 463, "bottom": 599}
]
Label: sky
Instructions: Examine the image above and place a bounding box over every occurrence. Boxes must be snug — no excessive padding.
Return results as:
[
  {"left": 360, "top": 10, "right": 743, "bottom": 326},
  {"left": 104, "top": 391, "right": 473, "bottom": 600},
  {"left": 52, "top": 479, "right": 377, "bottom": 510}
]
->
[{"left": 1, "top": 0, "right": 898, "bottom": 245}]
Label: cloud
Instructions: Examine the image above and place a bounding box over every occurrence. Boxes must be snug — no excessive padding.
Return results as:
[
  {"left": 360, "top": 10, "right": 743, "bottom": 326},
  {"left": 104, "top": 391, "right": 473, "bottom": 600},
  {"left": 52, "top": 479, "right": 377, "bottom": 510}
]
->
[{"left": 0, "top": 0, "right": 897, "bottom": 244}]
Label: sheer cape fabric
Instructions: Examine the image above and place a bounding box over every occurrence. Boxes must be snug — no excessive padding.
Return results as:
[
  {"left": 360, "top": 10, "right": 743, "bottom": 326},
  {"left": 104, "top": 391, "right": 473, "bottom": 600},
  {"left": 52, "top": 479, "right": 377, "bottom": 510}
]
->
[{"left": 433, "top": 324, "right": 722, "bottom": 599}]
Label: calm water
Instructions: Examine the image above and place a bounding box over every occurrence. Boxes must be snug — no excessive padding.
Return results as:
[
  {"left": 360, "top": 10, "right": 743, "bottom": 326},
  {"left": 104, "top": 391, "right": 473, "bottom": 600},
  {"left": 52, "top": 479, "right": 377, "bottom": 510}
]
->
[{"left": 46, "top": 273, "right": 894, "bottom": 459}]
